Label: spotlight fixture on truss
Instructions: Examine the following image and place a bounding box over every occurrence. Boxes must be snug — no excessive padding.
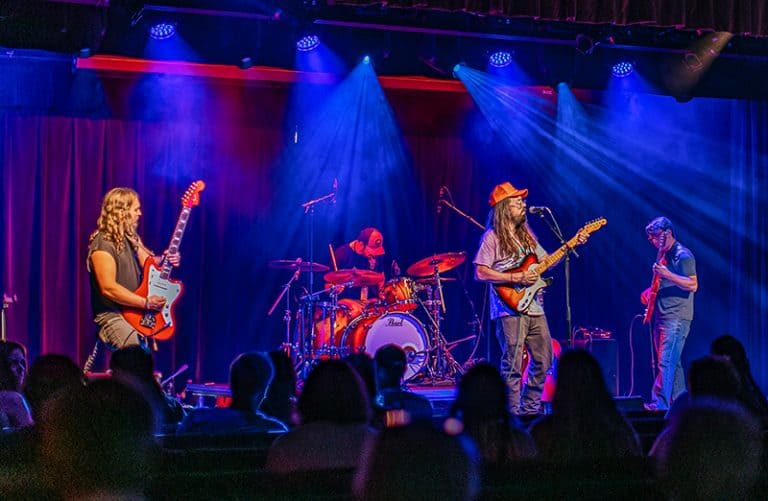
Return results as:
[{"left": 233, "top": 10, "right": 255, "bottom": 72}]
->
[
  {"left": 611, "top": 61, "right": 634, "bottom": 78},
  {"left": 149, "top": 22, "right": 177, "bottom": 40},
  {"left": 488, "top": 51, "right": 512, "bottom": 68},
  {"left": 296, "top": 34, "right": 320, "bottom": 52}
]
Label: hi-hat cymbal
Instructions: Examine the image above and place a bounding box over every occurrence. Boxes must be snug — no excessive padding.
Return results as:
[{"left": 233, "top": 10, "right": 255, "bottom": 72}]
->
[
  {"left": 324, "top": 269, "right": 384, "bottom": 287},
  {"left": 269, "top": 259, "right": 330, "bottom": 273},
  {"left": 407, "top": 252, "right": 466, "bottom": 277},
  {"left": 415, "top": 276, "right": 457, "bottom": 284}
]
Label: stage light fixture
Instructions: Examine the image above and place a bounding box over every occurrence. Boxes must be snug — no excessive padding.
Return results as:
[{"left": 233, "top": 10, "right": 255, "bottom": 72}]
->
[
  {"left": 488, "top": 51, "right": 512, "bottom": 68},
  {"left": 238, "top": 57, "right": 254, "bottom": 69},
  {"left": 611, "top": 61, "right": 634, "bottom": 78},
  {"left": 362, "top": 55, "right": 371, "bottom": 65},
  {"left": 149, "top": 22, "right": 176, "bottom": 40},
  {"left": 296, "top": 34, "right": 320, "bottom": 52}
]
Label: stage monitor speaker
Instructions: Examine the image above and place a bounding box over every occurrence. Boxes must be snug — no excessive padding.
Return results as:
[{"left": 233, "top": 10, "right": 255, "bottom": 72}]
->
[{"left": 572, "top": 338, "right": 619, "bottom": 396}]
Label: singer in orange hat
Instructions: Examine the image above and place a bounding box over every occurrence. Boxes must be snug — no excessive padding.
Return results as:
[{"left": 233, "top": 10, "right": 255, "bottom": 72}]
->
[{"left": 473, "top": 181, "right": 587, "bottom": 416}]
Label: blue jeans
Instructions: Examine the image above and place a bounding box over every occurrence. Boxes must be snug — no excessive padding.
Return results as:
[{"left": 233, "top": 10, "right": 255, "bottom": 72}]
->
[
  {"left": 651, "top": 317, "right": 691, "bottom": 410},
  {"left": 496, "top": 315, "right": 552, "bottom": 415}
]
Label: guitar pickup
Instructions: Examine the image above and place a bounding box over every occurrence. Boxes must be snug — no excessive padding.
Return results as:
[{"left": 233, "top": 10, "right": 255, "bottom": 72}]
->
[{"left": 140, "top": 313, "right": 157, "bottom": 329}]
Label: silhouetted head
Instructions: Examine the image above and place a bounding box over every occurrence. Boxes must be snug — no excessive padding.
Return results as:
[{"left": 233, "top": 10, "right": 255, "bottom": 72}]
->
[
  {"left": 374, "top": 344, "right": 407, "bottom": 391},
  {"left": 552, "top": 349, "right": 614, "bottom": 416},
  {"left": 24, "top": 354, "right": 85, "bottom": 421},
  {"left": 229, "top": 352, "right": 274, "bottom": 412},
  {"left": 451, "top": 363, "right": 509, "bottom": 425},
  {"left": 687, "top": 355, "right": 740, "bottom": 400},
  {"left": 710, "top": 335, "right": 749, "bottom": 373},
  {"left": 345, "top": 352, "right": 377, "bottom": 400},
  {"left": 0, "top": 340, "right": 27, "bottom": 392},
  {"left": 298, "top": 360, "right": 370, "bottom": 424},
  {"left": 109, "top": 346, "right": 155, "bottom": 382}
]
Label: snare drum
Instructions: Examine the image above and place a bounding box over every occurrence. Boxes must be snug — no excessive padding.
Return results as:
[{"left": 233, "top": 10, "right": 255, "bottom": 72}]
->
[
  {"left": 379, "top": 277, "right": 418, "bottom": 312},
  {"left": 342, "top": 312, "right": 428, "bottom": 380}
]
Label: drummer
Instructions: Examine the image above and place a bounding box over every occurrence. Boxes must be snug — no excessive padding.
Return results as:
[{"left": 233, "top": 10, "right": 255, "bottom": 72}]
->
[{"left": 329, "top": 227, "right": 387, "bottom": 302}]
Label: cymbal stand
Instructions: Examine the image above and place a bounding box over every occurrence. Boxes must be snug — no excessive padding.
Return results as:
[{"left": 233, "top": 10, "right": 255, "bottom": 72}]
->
[
  {"left": 418, "top": 271, "right": 463, "bottom": 383},
  {"left": 267, "top": 266, "right": 302, "bottom": 358}
]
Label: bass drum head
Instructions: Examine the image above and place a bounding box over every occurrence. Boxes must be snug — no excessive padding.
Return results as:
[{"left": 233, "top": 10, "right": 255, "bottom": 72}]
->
[{"left": 343, "top": 312, "right": 428, "bottom": 381}]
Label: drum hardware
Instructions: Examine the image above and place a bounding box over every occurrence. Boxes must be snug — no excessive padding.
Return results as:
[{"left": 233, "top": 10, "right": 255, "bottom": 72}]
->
[
  {"left": 324, "top": 268, "right": 385, "bottom": 288},
  {"left": 407, "top": 253, "right": 467, "bottom": 384},
  {"left": 267, "top": 259, "right": 306, "bottom": 358},
  {"left": 268, "top": 259, "right": 330, "bottom": 273}
]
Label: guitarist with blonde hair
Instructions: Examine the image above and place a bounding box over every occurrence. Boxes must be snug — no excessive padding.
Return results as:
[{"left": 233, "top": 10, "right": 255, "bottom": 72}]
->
[
  {"left": 88, "top": 188, "right": 180, "bottom": 351},
  {"left": 641, "top": 216, "right": 697, "bottom": 411},
  {"left": 474, "top": 182, "right": 589, "bottom": 415}
]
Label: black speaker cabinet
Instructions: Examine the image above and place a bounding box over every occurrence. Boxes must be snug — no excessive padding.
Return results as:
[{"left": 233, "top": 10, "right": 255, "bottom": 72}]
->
[{"left": 572, "top": 338, "right": 619, "bottom": 396}]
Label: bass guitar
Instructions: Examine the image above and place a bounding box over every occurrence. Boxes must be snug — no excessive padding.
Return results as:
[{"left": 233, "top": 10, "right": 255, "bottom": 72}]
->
[
  {"left": 123, "top": 180, "right": 205, "bottom": 340},
  {"left": 495, "top": 218, "right": 607, "bottom": 314},
  {"left": 642, "top": 232, "right": 667, "bottom": 324}
]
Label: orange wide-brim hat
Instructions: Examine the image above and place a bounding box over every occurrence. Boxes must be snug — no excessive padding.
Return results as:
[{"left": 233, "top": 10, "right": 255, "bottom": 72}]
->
[{"left": 489, "top": 182, "right": 529, "bottom": 207}]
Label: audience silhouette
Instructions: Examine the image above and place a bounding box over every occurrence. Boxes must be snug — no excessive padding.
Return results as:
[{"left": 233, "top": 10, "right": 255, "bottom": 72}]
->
[{"left": 178, "top": 351, "right": 287, "bottom": 435}]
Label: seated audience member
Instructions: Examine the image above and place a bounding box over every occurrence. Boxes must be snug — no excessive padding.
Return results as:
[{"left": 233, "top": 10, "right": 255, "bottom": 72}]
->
[
  {"left": 0, "top": 341, "right": 33, "bottom": 428},
  {"left": 266, "top": 359, "right": 375, "bottom": 474},
  {"left": 110, "top": 346, "right": 185, "bottom": 432},
  {"left": 260, "top": 350, "right": 298, "bottom": 428},
  {"left": 178, "top": 351, "right": 287, "bottom": 435},
  {"left": 654, "top": 398, "right": 762, "bottom": 500},
  {"left": 24, "top": 354, "right": 85, "bottom": 423},
  {"left": 345, "top": 352, "right": 378, "bottom": 404},
  {"left": 529, "top": 349, "right": 641, "bottom": 461},
  {"left": 447, "top": 363, "right": 536, "bottom": 466},
  {"left": 354, "top": 422, "right": 480, "bottom": 501},
  {"left": 39, "top": 379, "right": 155, "bottom": 499},
  {"left": 710, "top": 334, "right": 768, "bottom": 423},
  {"left": 650, "top": 355, "right": 741, "bottom": 458},
  {"left": 372, "top": 345, "right": 432, "bottom": 428}
]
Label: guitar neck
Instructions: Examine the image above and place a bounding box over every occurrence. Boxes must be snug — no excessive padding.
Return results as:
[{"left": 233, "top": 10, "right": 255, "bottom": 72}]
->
[
  {"left": 160, "top": 206, "right": 191, "bottom": 279},
  {"left": 536, "top": 234, "right": 582, "bottom": 274}
]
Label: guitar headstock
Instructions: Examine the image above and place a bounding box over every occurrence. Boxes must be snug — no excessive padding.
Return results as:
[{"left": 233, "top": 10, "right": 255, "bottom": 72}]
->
[
  {"left": 582, "top": 217, "right": 607, "bottom": 234},
  {"left": 181, "top": 180, "right": 206, "bottom": 208}
]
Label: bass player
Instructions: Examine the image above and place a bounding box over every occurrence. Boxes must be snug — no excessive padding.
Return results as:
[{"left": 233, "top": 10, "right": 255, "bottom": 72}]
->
[
  {"left": 88, "top": 188, "right": 180, "bottom": 351},
  {"left": 473, "top": 182, "right": 588, "bottom": 415},
  {"left": 640, "top": 216, "right": 697, "bottom": 411}
]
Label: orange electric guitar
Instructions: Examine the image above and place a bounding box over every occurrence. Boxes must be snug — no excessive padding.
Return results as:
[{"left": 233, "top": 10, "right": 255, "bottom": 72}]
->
[
  {"left": 495, "top": 218, "right": 607, "bottom": 313},
  {"left": 123, "top": 181, "right": 205, "bottom": 340},
  {"left": 642, "top": 232, "right": 667, "bottom": 324}
]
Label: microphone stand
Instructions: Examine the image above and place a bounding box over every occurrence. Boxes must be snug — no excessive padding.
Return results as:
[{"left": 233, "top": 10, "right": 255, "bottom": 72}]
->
[
  {"left": 532, "top": 209, "right": 578, "bottom": 348},
  {"left": 301, "top": 187, "right": 336, "bottom": 297},
  {"left": 1, "top": 293, "right": 17, "bottom": 342},
  {"left": 439, "top": 199, "right": 485, "bottom": 231}
]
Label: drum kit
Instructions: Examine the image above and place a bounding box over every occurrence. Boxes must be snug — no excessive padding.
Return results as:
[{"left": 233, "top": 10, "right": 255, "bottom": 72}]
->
[{"left": 268, "top": 252, "right": 469, "bottom": 383}]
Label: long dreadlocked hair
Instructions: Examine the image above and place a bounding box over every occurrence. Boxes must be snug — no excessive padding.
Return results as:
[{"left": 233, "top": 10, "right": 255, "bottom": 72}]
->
[
  {"left": 88, "top": 187, "right": 139, "bottom": 253},
  {"left": 490, "top": 197, "right": 535, "bottom": 258}
]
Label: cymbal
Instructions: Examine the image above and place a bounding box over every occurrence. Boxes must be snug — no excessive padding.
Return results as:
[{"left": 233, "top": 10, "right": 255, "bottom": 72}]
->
[
  {"left": 324, "top": 269, "right": 384, "bottom": 287},
  {"left": 415, "top": 276, "right": 457, "bottom": 284},
  {"left": 407, "top": 252, "right": 467, "bottom": 277},
  {"left": 269, "top": 259, "right": 330, "bottom": 273}
]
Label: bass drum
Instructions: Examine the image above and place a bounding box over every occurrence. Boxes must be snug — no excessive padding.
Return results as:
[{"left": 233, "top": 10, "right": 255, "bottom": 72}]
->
[{"left": 342, "top": 312, "right": 428, "bottom": 381}]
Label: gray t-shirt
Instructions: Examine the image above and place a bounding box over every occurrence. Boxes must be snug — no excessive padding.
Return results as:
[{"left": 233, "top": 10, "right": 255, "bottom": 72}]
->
[
  {"left": 88, "top": 233, "right": 142, "bottom": 316},
  {"left": 656, "top": 241, "right": 696, "bottom": 321},
  {"left": 473, "top": 229, "right": 547, "bottom": 319}
]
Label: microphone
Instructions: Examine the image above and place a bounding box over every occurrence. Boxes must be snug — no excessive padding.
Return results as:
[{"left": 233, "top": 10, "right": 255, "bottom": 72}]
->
[
  {"left": 437, "top": 186, "right": 445, "bottom": 214},
  {"left": 528, "top": 206, "right": 548, "bottom": 215}
]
